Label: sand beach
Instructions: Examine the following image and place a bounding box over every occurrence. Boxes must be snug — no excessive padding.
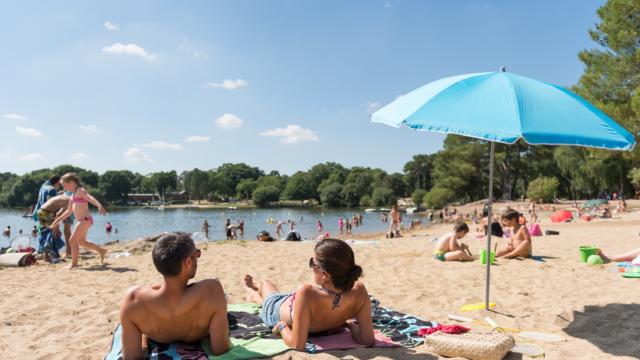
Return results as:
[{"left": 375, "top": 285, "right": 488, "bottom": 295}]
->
[{"left": 1, "top": 202, "right": 639, "bottom": 359}]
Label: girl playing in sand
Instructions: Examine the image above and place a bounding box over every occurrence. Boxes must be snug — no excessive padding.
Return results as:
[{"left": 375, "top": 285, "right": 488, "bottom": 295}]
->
[
  {"left": 597, "top": 247, "right": 640, "bottom": 263},
  {"left": 50, "top": 173, "right": 107, "bottom": 269},
  {"left": 496, "top": 209, "right": 532, "bottom": 259},
  {"left": 243, "top": 238, "right": 375, "bottom": 350},
  {"left": 433, "top": 222, "right": 474, "bottom": 261}
]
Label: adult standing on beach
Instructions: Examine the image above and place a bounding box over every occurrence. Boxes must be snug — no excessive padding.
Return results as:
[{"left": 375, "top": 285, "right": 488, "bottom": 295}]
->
[
  {"left": 32, "top": 174, "right": 61, "bottom": 221},
  {"left": 50, "top": 173, "right": 107, "bottom": 269},
  {"left": 276, "top": 221, "right": 284, "bottom": 238},
  {"left": 389, "top": 205, "right": 401, "bottom": 236},
  {"left": 202, "top": 220, "right": 210, "bottom": 239},
  {"left": 37, "top": 194, "right": 70, "bottom": 260}
]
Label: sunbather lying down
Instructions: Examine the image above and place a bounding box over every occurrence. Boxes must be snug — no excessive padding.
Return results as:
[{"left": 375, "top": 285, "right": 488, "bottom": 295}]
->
[
  {"left": 119, "top": 232, "right": 230, "bottom": 360},
  {"left": 597, "top": 247, "right": 640, "bottom": 263},
  {"left": 243, "top": 238, "right": 375, "bottom": 351},
  {"left": 432, "top": 222, "right": 474, "bottom": 261}
]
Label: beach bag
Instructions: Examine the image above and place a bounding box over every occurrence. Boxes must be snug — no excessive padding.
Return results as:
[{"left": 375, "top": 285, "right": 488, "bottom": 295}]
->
[
  {"left": 424, "top": 331, "right": 514, "bottom": 360},
  {"left": 0, "top": 252, "right": 37, "bottom": 267},
  {"left": 527, "top": 223, "right": 542, "bottom": 237}
]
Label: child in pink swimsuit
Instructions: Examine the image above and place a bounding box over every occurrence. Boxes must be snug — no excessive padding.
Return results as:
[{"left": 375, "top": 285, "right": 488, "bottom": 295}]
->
[{"left": 50, "top": 173, "right": 107, "bottom": 269}]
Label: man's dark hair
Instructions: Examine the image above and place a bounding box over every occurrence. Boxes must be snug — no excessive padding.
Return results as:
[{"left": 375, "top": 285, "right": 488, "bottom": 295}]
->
[
  {"left": 49, "top": 174, "right": 61, "bottom": 185},
  {"left": 453, "top": 221, "right": 469, "bottom": 233},
  {"left": 152, "top": 232, "right": 195, "bottom": 277}
]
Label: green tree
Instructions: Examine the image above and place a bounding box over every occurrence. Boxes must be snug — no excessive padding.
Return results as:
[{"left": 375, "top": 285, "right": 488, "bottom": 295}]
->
[
  {"left": 431, "top": 136, "right": 487, "bottom": 203},
  {"left": 52, "top": 165, "right": 100, "bottom": 187},
  {"left": 283, "top": 172, "right": 313, "bottom": 202},
  {"left": 183, "top": 168, "right": 209, "bottom": 202},
  {"left": 403, "top": 154, "right": 434, "bottom": 192},
  {"left": 236, "top": 179, "right": 258, "bottom": 200},
  {"left": 252, "top": 186, "right": 280, "bottom": 207},
  {"left": 527, "top": 176, "right": 559, "bottom": 203},
  {"left": 370, "top": 187, "right": 395, "bottom": 207},
  {"left": 307, "top": 162, "right": 345, "bottom": 200},
  {"left": 150, "top": 171, "right": 177, "bottom": 196},
  {"left": 411, "top": 189, "right": 427, "bottom": 208},
  {"left": 574, "top": 0, "right": 640, "bottom": 155},
  {"left": 423, "top": 187, "right": 454, "bottom": 209},
  {"left": 320, "top": 183, "right": 344, "bottom": 207},
  {"left": 214, "top": 163, "right": 263, "bottom": 199},
  {"left": 629, "top": 168, "right": 640, "bottom": 188},
  {"left": 99, "top": 170, "right": 134, "bottom": 203}
]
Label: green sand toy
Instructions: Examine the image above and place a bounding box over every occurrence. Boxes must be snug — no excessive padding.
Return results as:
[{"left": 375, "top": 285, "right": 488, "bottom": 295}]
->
[
  {"left": 622, "top": 273, "right": 640, "bottom": 278},
  {"left": 587, "top": 254, "right": 604, "bottom": 265}
]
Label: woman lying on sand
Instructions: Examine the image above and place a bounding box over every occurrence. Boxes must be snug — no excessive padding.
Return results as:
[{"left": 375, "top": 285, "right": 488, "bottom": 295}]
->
[
  {"left": 244, "top": 238, "right": 375, "bottom": 350},
  {"left": 597, "top": 247, "right": 640, "bottom": 263},
  {"left": 496, "top": 209, "right": 532, "bottom": 259}
]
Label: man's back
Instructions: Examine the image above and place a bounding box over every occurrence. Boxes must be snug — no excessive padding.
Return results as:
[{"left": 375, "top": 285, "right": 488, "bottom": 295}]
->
[
  {"left": 126, "top": 279, "right": 222, "bottom": 341},
  {"left": 119, "top": 233, "right": 230, "bottom": 359}
]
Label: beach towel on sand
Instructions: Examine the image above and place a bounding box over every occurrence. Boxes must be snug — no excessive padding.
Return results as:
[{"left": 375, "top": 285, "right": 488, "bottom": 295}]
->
[{"left": 105, "top": 299, "right": 434, "bottom": 359}]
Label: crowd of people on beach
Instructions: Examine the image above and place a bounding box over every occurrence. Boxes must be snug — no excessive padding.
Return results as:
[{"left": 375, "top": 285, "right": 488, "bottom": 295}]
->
[
  {"left": 4, "top": 172, "right": 640, "bottom": 360},
  {"left": 0, "top": 173, "right": 109, "bottom": 269}
]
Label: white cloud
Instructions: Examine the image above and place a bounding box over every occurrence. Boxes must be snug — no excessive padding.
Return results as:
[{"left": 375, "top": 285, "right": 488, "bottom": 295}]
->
[
  {"left": 3, "top": 113, "right": 27, "bottom": 121},
  {"left": 16, "top": 126, "right": 43, "bottom": 138},
  {"left": 18, "top": 153, "right": 45, "bottom": 161},
  {"left": 78, "top": 124, "right": 98, "bottom": 133},
  {"left": 104, "top": 21, "right": 119, "bottom": 31},
  {"left": 185, "top": 135, "right": 210, "bottom": 143},
  {"left": 124, "top": 147, "right": 154, "bottom": 163},
  {"left": 260, "top": 125, "right": 319, "bottom": 144},
  {"left": 202, "top": 79, "right": 249, "bottom": 90},
  {"left": 215, "top": 113, "right": 244, "bottom": 129},
  {"left": 70, "top": 153, "right": 89, "bottom": 161},
  {"left": 365, "top": 101, "right": 381, "bottom": 112},
  {"left": 141, "top": 141, "right": 183, "bottom": 150},
  {"left": 102, "top": 43, "right": 157, "bottom": 62}
]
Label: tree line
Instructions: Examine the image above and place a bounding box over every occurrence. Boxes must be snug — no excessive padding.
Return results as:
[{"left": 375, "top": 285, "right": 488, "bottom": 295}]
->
[{"left": 1, "top": 0, "right": 638, "bottom": 210}]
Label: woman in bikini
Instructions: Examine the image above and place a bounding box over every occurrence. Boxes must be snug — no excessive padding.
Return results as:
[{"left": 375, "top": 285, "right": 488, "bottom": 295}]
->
[
  {"left": 50, "top": 173, "right": 107, "bottom": 269},
  {"left": 243, "top": 238, "right": 375, "bottom": 351},
  {"left": 496, "top": 208, "right": 532, "bottom": 259}
]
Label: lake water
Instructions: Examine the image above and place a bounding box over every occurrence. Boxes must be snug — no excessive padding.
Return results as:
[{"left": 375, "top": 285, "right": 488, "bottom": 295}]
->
[{"left": 0, "top": 207, "right": 428, "bottom": 247}]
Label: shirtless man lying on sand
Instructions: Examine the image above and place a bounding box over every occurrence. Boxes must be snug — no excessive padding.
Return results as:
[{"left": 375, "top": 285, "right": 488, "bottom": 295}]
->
[{"left": 119, "top": 232, "right": 230, "bottom": 359}]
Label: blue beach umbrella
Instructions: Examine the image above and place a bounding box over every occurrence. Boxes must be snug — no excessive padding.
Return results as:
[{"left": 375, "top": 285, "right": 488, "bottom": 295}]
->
[{"left": 371, "top": 68, "right": 636, "bottom": 309}]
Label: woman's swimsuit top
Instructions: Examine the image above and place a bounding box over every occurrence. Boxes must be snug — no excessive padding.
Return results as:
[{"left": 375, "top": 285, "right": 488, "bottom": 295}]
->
[{"left": 288, "top": 287, "right": 343, "bottom": 322}]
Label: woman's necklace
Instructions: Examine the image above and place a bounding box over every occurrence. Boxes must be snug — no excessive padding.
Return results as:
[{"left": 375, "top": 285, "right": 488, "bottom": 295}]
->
[{"left": 319, "top": 286, "right": 342, "bottom": 309}]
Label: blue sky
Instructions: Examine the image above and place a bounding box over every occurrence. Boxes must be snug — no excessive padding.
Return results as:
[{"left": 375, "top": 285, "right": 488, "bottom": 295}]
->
[{"left": 0, "top": 0, "right": 605, "bottom": 175}]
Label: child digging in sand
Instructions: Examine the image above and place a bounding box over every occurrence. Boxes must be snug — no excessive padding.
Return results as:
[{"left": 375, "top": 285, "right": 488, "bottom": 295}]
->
[
  {"left": 496, "top": 208, "right": 532, "bottom": 259},
  {"left": 50, "top": 173, "right": 107, "bottom": 269},
  {"left": 433, "top": 222, "right": 474, "bottom": 261}
]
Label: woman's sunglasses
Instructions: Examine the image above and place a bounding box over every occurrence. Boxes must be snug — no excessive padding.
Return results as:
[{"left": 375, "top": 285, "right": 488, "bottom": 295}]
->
[{"left": 309, "top": 257, "right": 322, "bottom": 271}]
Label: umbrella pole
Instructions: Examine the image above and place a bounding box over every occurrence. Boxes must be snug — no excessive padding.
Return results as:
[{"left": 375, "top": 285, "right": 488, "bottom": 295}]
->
[{"left": 485, "top": 141, "right": 495, "bottom": 310}]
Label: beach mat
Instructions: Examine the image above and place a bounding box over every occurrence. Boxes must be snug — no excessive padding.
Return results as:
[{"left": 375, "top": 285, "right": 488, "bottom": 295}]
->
[
  {"left": 105, "top": 298, "right": 434, "bottom": 359},
  {"left": 105, "top": 324, "right": 289, "bottom": 360}
]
